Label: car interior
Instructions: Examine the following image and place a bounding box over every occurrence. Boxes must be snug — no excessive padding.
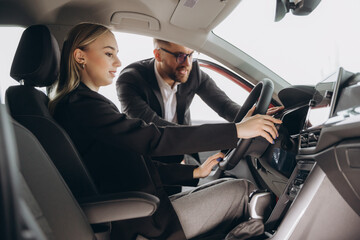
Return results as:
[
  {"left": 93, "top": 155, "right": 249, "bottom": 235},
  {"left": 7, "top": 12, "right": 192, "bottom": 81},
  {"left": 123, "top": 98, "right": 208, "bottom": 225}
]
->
[{"left": 0, "top": 0, "right": 359, "bottom": 239}]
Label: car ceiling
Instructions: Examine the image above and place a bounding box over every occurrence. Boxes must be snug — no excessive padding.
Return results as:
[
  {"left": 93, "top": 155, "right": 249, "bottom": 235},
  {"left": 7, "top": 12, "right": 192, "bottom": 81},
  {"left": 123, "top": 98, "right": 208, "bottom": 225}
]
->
[
  {"left": 0, "top": 0, "right": 288, "bottom": 97},
  {"left": 0, "top": 0, "right": 239, "bottom": 41}
]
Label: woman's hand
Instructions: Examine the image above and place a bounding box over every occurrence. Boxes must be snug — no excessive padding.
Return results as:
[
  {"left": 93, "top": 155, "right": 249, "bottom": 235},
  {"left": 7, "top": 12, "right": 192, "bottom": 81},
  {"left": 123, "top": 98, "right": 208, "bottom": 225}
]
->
[
  {"left": 235, "top": 106, "right": 282, "bottom": 144},
  {"left": 193, "top": 152, "right": 224, "bottom": 179}
]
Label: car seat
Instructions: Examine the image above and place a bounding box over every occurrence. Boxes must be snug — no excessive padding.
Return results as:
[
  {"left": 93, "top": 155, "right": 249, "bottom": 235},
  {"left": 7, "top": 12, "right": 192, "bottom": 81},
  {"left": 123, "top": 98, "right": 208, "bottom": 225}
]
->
[
  {"left": 5, "top": 24, "right": 98, "bottom": 199},
  {"left": 0, "top": 103, "right": 159, "bottom": 240}
]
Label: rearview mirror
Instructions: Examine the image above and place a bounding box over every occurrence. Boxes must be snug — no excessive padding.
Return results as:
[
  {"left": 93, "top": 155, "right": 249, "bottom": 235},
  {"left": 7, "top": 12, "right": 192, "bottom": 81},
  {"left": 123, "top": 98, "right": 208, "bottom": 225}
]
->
[{"left": 275, "top": 0, "right": 322, "bottom": 22}]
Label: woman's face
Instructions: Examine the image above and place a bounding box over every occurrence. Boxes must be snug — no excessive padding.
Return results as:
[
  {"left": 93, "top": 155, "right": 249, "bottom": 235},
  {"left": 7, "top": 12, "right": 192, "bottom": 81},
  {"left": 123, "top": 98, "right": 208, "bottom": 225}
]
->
[{"left": 77, "top": 32, "right": 121, "bottom": 91}]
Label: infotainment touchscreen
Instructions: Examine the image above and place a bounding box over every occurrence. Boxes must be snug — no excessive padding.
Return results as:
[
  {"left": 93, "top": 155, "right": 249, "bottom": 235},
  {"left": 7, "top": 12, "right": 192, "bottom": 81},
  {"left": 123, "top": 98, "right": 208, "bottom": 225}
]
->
[{"left": 303, "top": 68, "right": 344, "bottom": 130}]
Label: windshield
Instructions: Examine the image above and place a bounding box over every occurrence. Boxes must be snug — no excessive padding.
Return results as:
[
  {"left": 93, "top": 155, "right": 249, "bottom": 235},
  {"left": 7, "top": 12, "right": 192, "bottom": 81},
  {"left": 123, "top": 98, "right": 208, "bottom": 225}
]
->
[{"left": 214, "top": 0, "right": 360, "bottom": 86}]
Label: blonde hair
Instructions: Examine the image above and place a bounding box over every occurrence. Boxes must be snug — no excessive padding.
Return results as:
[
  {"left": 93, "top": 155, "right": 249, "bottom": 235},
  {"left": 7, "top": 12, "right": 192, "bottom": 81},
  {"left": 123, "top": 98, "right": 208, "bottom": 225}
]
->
[{"left": 49, "top": 23, "right": 111, "bottom": 114}]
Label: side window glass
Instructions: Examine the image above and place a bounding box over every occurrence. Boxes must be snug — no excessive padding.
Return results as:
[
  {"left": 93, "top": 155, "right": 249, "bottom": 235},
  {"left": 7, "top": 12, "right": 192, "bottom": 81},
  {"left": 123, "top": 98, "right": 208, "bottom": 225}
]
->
[
  {"left": 0, "top": 29, "right": 153, "bottom": 107},
  {"left": 0, "top": 27, "right": 25, "bottom": 103},
  {"left": 190, "top": 55, "right": 250, "bottom": 124}
]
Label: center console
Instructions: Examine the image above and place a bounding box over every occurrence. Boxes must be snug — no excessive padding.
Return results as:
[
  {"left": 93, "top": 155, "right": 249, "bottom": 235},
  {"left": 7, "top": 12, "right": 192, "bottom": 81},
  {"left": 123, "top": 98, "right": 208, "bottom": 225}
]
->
[
  {"left": 264, "top": 160, "right": 314, "bottom": 231},
  {"left": 265, "top": 67, "right": 354, "bottom": 233},
  {"left": 299, "top": 67, "right": 351, "bottom": 153}
]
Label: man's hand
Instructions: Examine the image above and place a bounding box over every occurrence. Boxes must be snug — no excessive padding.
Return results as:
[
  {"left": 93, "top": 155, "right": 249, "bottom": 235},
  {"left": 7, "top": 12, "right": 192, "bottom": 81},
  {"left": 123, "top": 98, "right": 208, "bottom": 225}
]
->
[
  {"left": 193, "top": 152, "right": 224, "bottom": 179},
  {"left": 266, "top": 106, "right": 284, "bottom": 116}
]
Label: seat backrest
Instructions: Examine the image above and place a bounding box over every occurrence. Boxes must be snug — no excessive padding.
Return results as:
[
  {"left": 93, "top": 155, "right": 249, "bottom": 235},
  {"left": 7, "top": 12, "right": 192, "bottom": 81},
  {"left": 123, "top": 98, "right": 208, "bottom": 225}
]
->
[
  {"left": 0, "top": 103, "right": 96, "bottom": 240},
  {"left": 5, "top": 25, "right": 98, "bottom": 199},
  {"left": 13, "top": 119, "right": 97, "bottom": 240}
]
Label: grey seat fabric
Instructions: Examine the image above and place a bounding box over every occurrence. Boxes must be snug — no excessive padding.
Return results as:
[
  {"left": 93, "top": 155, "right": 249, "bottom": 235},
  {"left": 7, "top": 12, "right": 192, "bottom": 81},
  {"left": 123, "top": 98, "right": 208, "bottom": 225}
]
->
[
  {"left": 1, "top": 103, "right": 158, "bottom": 240},
  {"left": 1, "top": 103, "right": 96, "bottom": 240},
  {"left": 5, "top": 24, "right": 98, "bottom": 199},
  {"left": 13, "top": 119, "right": 97, "bottom": 240},
  {"left": 0, "top": 103, "right": 45, "bottom": 240},
  {"left": 20, "top": 173, "right": 56, "bottom": 240}
]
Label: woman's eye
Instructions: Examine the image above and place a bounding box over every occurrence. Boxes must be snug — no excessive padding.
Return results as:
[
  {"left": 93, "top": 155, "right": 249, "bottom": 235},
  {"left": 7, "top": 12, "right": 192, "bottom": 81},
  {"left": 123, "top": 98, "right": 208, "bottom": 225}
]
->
[{"left": 105, "top": 52, "right": 113, "bottom": 57}]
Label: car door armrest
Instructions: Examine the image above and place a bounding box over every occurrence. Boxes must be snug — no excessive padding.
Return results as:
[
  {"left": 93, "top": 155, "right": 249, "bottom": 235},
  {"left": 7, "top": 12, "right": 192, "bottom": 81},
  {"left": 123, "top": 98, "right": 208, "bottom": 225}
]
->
[{"left": 79, "top": 191, "right": 160, "bottom": 224}]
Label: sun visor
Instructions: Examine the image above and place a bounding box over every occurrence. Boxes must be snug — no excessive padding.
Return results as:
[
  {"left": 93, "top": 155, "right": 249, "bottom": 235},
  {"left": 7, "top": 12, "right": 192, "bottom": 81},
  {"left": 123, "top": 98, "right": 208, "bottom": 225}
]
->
[{"left": 170, "top": 0, "right": 227, "bottom": 30}]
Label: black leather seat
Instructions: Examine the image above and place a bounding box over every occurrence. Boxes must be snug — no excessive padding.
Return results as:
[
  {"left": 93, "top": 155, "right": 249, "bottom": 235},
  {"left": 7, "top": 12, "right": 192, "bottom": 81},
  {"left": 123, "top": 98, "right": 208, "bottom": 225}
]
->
[{"left": 5, "top": 24, "right": 98, "bottom": 199}]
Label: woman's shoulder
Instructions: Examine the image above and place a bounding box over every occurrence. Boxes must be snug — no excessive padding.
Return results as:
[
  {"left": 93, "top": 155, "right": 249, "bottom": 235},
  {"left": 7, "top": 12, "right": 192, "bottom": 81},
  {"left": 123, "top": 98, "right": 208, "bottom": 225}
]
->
[
  {"left": 62, "top": 83, "right": 107, "bottom": 104},
  {"left": 55, "top": 83, "right": 119, "bottom": 121},
  {"left": 55, "top": 84, "right": 99, "bottom": 113}
]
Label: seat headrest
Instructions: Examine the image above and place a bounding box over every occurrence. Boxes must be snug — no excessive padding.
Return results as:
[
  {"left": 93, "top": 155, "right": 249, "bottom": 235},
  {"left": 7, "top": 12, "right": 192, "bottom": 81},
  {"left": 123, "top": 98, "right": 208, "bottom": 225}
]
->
[{"left": 10, "top": 25, "right": 60, "bottom": 87}]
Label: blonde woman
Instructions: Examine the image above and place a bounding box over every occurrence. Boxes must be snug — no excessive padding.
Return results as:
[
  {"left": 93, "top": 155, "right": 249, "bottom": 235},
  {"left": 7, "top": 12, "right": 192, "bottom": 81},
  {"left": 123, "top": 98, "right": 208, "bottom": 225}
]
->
[{"left": 49, "top": 23, "right": 281, "bottom": 240}]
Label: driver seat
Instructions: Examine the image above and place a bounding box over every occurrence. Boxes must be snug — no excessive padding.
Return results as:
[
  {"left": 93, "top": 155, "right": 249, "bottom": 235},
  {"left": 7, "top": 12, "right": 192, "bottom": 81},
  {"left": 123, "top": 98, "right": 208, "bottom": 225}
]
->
[
  {"left": 5, "top": 24, "right": 98, "bottom": 199},
  {"left": 0, "top": 102, "right": 159, "bottom": 240}
]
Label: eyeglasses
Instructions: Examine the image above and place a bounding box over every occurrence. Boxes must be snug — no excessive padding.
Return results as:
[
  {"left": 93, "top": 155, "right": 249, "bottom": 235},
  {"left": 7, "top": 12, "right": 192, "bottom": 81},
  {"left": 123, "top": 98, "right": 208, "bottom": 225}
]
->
[{"left": 159, "top": 47, "right": 197, "bottom": 64}]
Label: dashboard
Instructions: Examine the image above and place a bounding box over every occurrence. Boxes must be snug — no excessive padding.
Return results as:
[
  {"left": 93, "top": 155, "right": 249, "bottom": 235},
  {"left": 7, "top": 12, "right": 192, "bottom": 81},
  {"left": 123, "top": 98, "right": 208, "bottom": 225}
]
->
[
  {"left": 245, "top": 67, "right": 360, "bottom": 231},
  {"left": 299, "top": 68, "right": 353, "bottom": 152}
]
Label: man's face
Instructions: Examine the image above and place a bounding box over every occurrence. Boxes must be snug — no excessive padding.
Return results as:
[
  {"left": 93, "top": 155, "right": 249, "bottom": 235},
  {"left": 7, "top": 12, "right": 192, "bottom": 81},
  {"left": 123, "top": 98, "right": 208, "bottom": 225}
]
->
[{"left": 156, "top": 43, "right": 194, "bottom": 84}]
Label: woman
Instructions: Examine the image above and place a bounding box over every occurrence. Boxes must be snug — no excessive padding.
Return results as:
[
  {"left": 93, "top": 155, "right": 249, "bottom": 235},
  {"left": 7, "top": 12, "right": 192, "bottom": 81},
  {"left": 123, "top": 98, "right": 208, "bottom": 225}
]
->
[{"left": 49, "top": 23, "right": 281, "bottom": 240}]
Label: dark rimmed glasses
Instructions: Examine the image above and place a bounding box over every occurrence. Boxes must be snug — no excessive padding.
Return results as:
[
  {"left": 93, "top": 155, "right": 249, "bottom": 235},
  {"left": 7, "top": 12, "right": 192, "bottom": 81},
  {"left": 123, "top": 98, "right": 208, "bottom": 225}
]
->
[{"left": 159, "top": 47, "right": 198, "bottom": 64}]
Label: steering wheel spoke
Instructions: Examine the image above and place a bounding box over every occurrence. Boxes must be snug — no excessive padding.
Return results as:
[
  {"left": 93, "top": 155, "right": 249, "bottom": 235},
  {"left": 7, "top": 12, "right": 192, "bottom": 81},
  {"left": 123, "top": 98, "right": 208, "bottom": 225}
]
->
[{"left": 221, "top": 78, "right": 274, "bottom": 171}]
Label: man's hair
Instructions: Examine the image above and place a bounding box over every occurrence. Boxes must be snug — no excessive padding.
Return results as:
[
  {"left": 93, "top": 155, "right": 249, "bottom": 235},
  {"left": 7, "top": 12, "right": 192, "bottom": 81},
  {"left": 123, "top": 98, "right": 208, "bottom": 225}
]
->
[{"left": 153, "top": 38, "right": 171, "bottom": 48}]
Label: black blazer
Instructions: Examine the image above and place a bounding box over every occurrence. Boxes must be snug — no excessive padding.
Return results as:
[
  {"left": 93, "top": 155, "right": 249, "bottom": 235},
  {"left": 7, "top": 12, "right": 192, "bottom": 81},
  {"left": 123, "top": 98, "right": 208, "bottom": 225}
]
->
[
  {"left": 116, "top": 58, "right": 241, "bottom": 126},
  {"left": 53, "top": 83, "right": 238, "bottom": 239}
]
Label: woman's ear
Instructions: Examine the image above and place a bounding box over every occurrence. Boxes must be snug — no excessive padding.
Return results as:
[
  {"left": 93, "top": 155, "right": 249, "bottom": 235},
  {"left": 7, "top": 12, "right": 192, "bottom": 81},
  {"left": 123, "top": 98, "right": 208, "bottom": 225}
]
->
[{"left": 73, "top": 48, "right": 86, "bottom": 64}]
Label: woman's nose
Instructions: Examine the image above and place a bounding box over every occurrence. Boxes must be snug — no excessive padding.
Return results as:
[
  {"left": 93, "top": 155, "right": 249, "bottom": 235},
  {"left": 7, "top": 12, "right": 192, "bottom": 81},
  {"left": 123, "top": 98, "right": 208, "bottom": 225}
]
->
[{"left": 114, "top": 56, "right": 121, "bottom": 67}]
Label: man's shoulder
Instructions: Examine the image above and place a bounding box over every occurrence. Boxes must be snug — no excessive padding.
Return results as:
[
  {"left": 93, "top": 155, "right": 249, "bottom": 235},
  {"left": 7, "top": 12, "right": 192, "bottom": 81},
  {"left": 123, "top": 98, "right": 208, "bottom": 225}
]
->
[
  {"left": 118, "top": 58, "right": 155, "bottom": 83},
  {"left": 121, "top": 58, "right": 154, "bottom": 74}
]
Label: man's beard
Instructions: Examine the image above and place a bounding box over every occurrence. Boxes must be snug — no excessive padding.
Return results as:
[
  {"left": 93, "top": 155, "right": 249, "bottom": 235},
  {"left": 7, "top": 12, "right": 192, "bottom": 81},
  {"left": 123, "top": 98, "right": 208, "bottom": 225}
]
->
[
  {"left": 171, "top": 67, "right": 189, "bottom": 83},
  {"left": 168, "top": 72, "right": 180, "bottom": 88}
]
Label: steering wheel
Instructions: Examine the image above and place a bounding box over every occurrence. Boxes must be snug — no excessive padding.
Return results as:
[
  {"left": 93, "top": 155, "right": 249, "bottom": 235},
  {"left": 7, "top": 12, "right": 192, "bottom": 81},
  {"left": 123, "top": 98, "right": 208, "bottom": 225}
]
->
[{"left": 218, "top": 78, "right": 274, "bottom": 171}]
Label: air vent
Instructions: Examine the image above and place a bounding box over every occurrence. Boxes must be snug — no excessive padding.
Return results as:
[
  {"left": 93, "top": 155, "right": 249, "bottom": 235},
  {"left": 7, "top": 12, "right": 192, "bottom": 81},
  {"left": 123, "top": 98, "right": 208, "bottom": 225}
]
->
[{"left": 300, "top": 130, "right": 321, "bottom": 148}]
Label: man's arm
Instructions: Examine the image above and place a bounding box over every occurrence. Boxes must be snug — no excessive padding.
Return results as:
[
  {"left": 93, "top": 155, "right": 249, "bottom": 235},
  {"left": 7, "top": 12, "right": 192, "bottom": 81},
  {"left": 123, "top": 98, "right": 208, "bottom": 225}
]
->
[
  {"left": 116, "top": 69, "right": 177, "bottom": 126},
  {"left": 195, "top": 64, "right": 242, "bottom": 122}
]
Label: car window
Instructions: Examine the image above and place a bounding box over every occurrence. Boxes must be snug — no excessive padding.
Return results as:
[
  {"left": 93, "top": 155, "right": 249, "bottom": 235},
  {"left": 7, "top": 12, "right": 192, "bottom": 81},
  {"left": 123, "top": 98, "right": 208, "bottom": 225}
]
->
[
  {"left": 106, "top": 32, "right": 249, "bottom": 123},
  {"left": 0, "top": 27, "right": 24, "bottom": 103},
  {"left": 214, "top": 0, "right": 360, "bottom": 86},
  {"left": 191, "top": 58, "right": 250, "bottom": 124},
  {"left": 0, "top": 28, "right": 153, "bottom": 107}
]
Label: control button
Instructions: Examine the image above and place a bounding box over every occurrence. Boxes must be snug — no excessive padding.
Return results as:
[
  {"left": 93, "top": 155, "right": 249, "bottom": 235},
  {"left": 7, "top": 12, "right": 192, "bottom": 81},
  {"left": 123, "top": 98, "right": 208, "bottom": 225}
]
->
[
  {"left": 354, "top": 107, "right": 360, "bottom": 114},
  {"left": 309, "top": 100, "right": 317, "bottom": 107},
  {"left": 324, "top": 90, "right": 333, "bottom": 99},
  {"left": 308, "top": 132, "right": 318, "bottom": 141},
  {"left": 294, "top": 178, "right": 304, "bottom": 186}
]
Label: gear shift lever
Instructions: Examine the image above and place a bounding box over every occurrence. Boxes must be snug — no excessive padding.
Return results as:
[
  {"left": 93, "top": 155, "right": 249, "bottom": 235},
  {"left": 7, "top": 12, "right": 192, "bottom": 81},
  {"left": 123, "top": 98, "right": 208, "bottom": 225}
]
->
[
  {"left": 248, "top": 190, "right": 273, "bottom": 221},
  {"left": 225, "top": 190, "right": 272, "bottom": 239}
]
